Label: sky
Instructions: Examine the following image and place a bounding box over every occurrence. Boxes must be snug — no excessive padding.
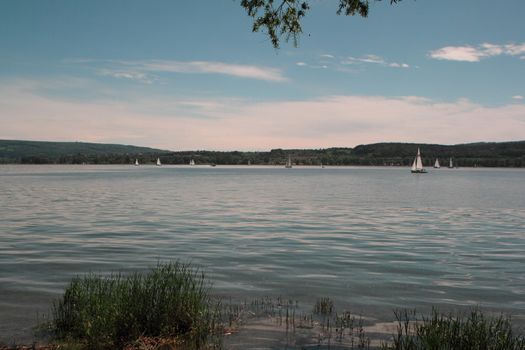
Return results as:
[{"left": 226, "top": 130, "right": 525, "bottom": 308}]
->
[{"left": 1, "top": 0, "right": 524, "bottom": 151}]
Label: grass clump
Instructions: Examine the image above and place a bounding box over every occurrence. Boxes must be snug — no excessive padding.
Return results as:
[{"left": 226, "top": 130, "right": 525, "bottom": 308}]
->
[
  {"left": 384, "top": 308, "right": 525, "bottom": 350},
  {"left": 314, "top": 297, "right": 334, "bottom": 316},
  {"left": 50, "top": 262, "right": 221, "bottom": 349}
]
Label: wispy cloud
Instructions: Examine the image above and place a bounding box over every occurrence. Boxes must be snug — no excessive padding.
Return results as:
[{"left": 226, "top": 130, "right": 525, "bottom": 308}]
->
[
  {"left": 320, "top": 54, "right": 334, "bottom": 59},
  {"left": 295, "top": 61, "right": 327, "bottom": 69},
  {"left": 70, "top": 59, "right": 288, "bottom": 83},
  {"left": 2, "top": 78, "right": 524, "bottom": 150},
  {"left": 429, "top": 42, "right": 525, "bottom": 62},
  {"left": 121, "top": 60, "right": 287, "bottom": 82},
  {"left": 512, "top": 95, "right": 524, "bottom": 100},
  {"left": 342, "top": 54, "right": 410, "bottom": 69},
  {"left": 97, "top": 69, "right": 156, "bottom": 84},
  {"left": 388, "top": 62, "right": 410, "bottom": 68},
  {"left": 344, "top": 54, "right": 385, "bottom": 65}
]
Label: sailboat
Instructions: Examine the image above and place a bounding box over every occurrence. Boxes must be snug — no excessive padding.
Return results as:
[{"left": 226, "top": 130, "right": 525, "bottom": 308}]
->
[
  {"left": 448, "top": 158, "right": 454, "bottom": 169},
  {"left": 156, "top": 158, "right": 162, "bottom": 166},
  {"left": 285, "top": 155, "right": 292, "bottom": 169},
  {"left": 434, "top": 159, "right": 440, "bottom": 168},
  {"left": 189, "top": 159, "right": 195, "bottom": 166},
  {"left": 134, "top": 159, "right": 139, "bottom": 166},
  {"left": 411, "top": 148, "right": 427, "bottom": 173}
]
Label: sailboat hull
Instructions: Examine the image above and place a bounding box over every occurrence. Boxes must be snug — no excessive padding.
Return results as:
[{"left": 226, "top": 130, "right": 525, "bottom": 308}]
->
[{"left": 411, "top": 169, "right": 427, "bottom": 173}]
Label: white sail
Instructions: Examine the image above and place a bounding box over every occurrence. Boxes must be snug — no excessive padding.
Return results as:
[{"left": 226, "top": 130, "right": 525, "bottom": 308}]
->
[
  {"left": 449, "top": 158, "right": 453, "bottom": 168},
  {"left": 190, "top": 159, "right": 195, "bottom": 166},
  {"left": 135, "top": 159, "right": 139, "bottom": 166},
  {"left": 156, "top": 158, "right": 161, "bottom": 166},
  {"left": 411, "top": 148, "right": 426, "bottom": 173},
  {"left": 285, "top": 155, "right": 292, "bottom": 168},
  {"left": 434, "top": 159, "right": 440, "bottom": 168},
  {"left": 415, "top": 148, "right": 423, "bottom": 170}
]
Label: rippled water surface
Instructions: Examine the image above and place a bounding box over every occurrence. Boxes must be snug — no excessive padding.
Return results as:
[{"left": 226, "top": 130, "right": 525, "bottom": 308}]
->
[{"left": 1, "top": 165, "right": 524, "bottom": 342}]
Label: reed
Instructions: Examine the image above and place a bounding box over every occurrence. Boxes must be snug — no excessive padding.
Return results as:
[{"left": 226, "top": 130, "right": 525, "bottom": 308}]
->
[
  {"left": 384, "top": 308, "right": 525, "bottom": 350},
  {"left": 314, "top": 297, "right": 334, "bottom": 316},
  {"left": 50, "top": 262, "right": 221, "bottom": 349},
  {"left": 45, "top": 269, "right": 525, "bottom": 350}
]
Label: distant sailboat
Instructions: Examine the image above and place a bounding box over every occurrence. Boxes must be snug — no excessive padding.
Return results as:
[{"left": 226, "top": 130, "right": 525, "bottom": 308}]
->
[
  {"left": 448, "top": 158, "right": 454, "bottom": 169},
  {"left": 411, "top": 148, "right": 427, "bottom": 173},
  {"left": 134, "top": 159, "right": 139, "bottom": 166},
  {"left": 247, "top": 160, "right": 251, "bottom": 166},
  {"left": 189, "top": 159, "right": 195, "bottom": 166},
  {"left": 285, "top": 155, "right": 292, "bottom": 169},
  {"left": 434, "top": 158, "right": 440, "bottom": 168},
  {"left": 156, "top": 158, "right": 162, "bottom": 166}
]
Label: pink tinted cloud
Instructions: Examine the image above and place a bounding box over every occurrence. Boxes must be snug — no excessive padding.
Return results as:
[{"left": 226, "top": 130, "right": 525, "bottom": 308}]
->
[{"left": 1, "top": 80, "right": 524, "bottom": 150}]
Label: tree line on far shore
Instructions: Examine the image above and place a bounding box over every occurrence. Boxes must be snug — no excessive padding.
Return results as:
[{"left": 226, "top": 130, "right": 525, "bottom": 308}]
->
[{"left": 1, "top": 140, "right": 524, "bottom": 167}]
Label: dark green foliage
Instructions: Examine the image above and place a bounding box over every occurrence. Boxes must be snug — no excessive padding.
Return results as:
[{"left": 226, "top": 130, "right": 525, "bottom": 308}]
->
[
  {"left": 384, "top": 308, "right": 525, "bottom": 350},
  {"left": 1, "top": 139, "right": 524, "bottom": 167},
  {"left": 51, "top": 262, "right": 221, "bottom": 349},
  {"left": 240, "top": 0, "right": 402, "bottom": 48},
  {"left": 351, "top": 141, "right": 525, "bottom": 167},
  {"left": 0, "top": 140, "right": 166, "bottom": 164},
  {"left": 241, "top": 0, "right": 309, "bottom": 48}
]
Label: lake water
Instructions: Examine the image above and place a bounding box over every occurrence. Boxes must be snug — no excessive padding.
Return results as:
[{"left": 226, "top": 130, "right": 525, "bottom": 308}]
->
[{"left": 1, "top": 165, "right": 525, "bottom": 343}]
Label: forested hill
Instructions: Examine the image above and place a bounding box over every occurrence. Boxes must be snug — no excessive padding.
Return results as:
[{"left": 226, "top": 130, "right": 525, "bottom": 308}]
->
[
  {"left": 350, "top": 141, "right": 525, "bottom": 167},
  {"left": 0, "top": 140, "right": 167, "bottom": 164},
  {"left": 1, "top": 139, "right": 524, "bottom": 167}
]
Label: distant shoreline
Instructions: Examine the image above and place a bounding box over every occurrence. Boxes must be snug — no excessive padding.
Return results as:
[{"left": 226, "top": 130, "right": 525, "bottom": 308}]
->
[
  {"left": 1, "top": 139, "right": 524, "bottom": 167},
  {"left": 2, "top": 163, "right": 524, "bottom": 169}
]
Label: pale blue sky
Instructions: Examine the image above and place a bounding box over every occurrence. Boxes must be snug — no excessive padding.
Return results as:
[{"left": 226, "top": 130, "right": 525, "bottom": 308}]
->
[{"left": 1, "top": 0, "right": 524, "bottom": 150}]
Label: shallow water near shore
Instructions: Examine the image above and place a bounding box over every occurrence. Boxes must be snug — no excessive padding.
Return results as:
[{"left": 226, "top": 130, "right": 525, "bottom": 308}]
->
[{"left": 1, "top": 165, "right": 524, "bottom": 344}]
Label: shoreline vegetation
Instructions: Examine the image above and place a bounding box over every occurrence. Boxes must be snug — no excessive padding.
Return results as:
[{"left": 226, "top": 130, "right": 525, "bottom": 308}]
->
[
  {"left": 3, "top": 263, "right": 524, "bottom": 350},
  {"left": 1, "top": 140, "right": 524, "bottom": 167}
]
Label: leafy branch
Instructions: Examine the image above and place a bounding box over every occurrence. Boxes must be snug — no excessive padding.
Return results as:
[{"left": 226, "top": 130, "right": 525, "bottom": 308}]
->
[{"left": 240, "top": 0, "right": 402, "bottom": 48}]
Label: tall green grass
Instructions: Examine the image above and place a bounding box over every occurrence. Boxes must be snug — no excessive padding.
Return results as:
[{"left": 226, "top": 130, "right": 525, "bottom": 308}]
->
[
  {"left": 384, "top": 308, "right": 525, "bottom": 350},
  {"left": 48, "top": 264, "right": 525, "bottom": 350},
  {"left": 51, "top": 262, "right": 221, "bottom": 349}
]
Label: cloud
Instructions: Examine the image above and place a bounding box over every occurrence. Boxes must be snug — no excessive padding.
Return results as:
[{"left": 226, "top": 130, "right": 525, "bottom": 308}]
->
[
  {"left": 353, "top": 54, "right": 385, "bottom": 64},
  {"left": 123, "top": 60, "right": 288, "bottom": 82},
  {"left": 70, "top": 59, "right": 288, "bottom": 83},
  {"left": 388, "top": 63, "right": 410, "bottom": 68},
  {"left": 429, "top": 42, "right": 525, "bottom": 62},
  {"left": 504, "top": 43, "right": 525, "bottom": 56},
  {"left": 512, "top": 95, "right": 524, "bottom": 100},
  {"left": 1, "top": 79, "right": 524, "bottom": 150},
  {"left": 296, "top": 61, "right": 328, "bottom": 69},
  {"left": 320, "top": 54, "right": 334, "bottom": 59},
  {"left": 342, "top": 54, "right": 410, "bottom": 69},
  {"left": 97, "top": 69, "right": 156, "bottom": 84},
  {"left": 429, "top": 46, "right": 490, "bottom": 62}
]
